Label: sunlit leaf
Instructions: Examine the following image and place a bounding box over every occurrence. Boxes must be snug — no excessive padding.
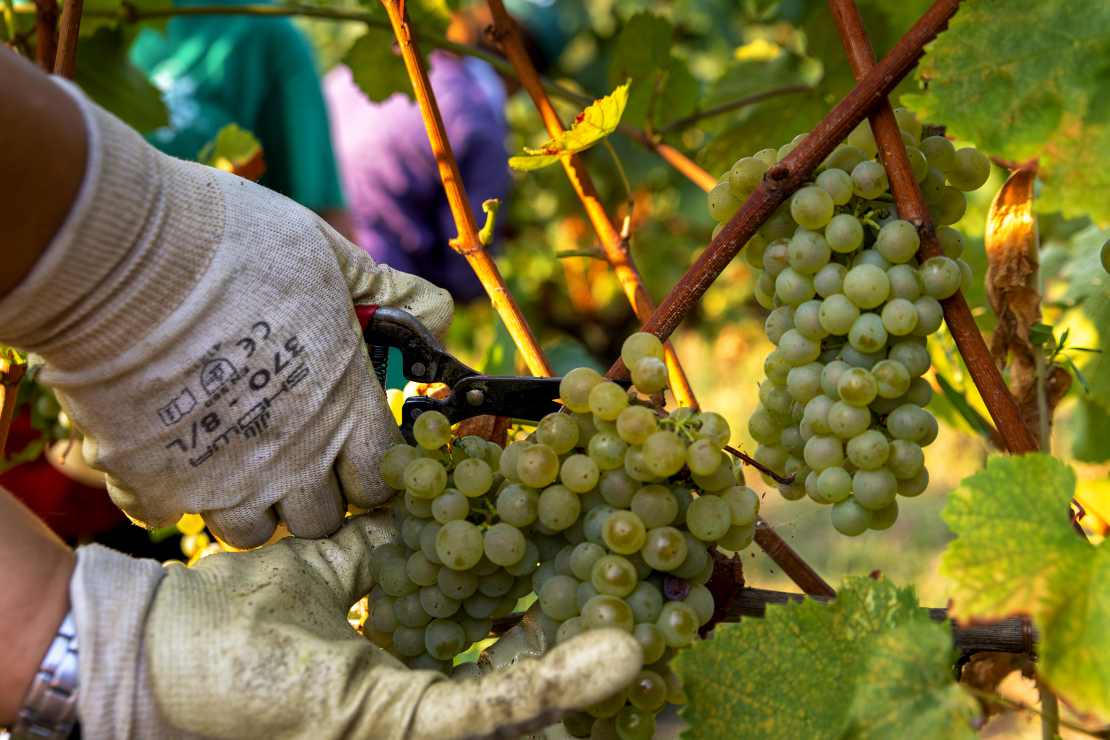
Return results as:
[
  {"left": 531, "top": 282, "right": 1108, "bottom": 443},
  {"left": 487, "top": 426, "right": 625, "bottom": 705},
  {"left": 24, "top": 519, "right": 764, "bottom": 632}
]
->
[
  {"left": 509, "top": 84, "right": 630, "bottom": 171},
  {"left": 197, "top": 123, "right": 265, "bottom": 182},
  {"left": 941, "top": 454, "right": 1110, "bottom": 717}
]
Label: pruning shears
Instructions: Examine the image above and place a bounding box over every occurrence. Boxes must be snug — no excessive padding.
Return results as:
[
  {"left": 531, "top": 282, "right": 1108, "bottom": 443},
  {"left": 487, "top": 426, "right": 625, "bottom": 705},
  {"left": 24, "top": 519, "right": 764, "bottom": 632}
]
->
[{"left": 355, "top": 305, "right": 628, "bottom": 444}]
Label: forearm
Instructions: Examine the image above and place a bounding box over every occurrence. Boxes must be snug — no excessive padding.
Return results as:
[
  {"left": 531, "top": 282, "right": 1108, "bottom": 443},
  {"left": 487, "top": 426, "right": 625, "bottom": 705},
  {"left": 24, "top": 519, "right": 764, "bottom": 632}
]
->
[
  {"left": 0, "top": 487, "right": 76, "bottom": 726},
  {"left": 0, "top": 49, "right": 88, "bottom": 297}
]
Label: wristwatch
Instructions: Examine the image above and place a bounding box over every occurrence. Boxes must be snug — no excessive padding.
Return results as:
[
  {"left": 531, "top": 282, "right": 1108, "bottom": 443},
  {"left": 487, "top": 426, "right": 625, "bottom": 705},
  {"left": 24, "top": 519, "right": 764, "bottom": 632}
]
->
[{"left": 6, "top": 611, "right": 80, "bottom": 740}]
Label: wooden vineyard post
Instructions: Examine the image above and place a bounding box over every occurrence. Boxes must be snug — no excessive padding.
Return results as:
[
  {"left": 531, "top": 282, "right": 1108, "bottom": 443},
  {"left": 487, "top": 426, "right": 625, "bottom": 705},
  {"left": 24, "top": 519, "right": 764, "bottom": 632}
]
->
[
  {"left": 600, "top": 0, "right": 964, "bottom": 383},
  {"left": 379, "top": 0, "right": 554, "bottom": 378},
  {"left": 485, "top": 0, "right": 699, "bottom": 409},
  {"left": 827, "top": 0, "right": 1037, "bottom": 454}
]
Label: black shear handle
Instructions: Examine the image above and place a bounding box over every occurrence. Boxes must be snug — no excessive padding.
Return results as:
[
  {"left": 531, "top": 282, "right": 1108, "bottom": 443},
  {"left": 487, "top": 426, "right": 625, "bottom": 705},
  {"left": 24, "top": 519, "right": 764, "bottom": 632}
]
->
[{"left": 356, "top": 305, "right": 480, "bottom": 389}]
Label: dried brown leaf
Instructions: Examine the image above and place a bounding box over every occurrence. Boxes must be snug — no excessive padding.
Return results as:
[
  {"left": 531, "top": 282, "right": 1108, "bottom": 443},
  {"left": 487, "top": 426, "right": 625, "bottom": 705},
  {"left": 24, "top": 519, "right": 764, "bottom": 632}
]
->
[
  {"left": 960, "top": 652, "right": 1025, "bottom": 721},
  {"left": 454, "top": 415, "right": 512, "bottom": 448},
  {"left": 985, "top": 167, "right": 1058, "bottom": 447}
]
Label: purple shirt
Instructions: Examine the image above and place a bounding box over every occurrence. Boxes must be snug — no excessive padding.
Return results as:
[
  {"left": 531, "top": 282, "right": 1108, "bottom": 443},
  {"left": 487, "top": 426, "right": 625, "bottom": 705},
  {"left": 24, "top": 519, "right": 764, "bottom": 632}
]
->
[{"left": 324, "top": 53, "right": 510, "bottom": 302}]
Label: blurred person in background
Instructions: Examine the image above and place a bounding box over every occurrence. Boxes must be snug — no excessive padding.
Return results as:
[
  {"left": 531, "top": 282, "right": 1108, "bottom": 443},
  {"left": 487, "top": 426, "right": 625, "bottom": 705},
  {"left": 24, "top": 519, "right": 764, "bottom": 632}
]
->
[
  {"left": 323, "top": 6, "right": 550, "bottom": 303},
  {"left": 129, "top": 0, "right": 351, "bottom": 237}
]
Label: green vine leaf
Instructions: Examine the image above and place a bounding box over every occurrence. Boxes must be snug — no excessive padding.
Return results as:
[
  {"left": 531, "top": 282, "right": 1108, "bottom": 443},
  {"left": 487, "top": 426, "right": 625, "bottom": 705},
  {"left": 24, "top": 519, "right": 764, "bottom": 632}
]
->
[
  {"left": 902, "top": 0, "right": 1110, "bottom": 225},
  {"left": 508, "top": 83, "right": 630, "bottom": 171},
  {"left": 343, "top": 26, "right": 413, "bottom": 103},
  {"left": 74, "top": 27, "right": 169, "bottom": 134},
  {"left": 80, "top": 0, "right": 172, "bottom": 37},
  {"left": 941, "top": 453, "right": 1110, "bottom": 717},
  {"left": 849, "top": 621, "right": 979, "bottom": 740},
  {"left": 673, "top": 576, "right": 977, "bottom": 740}
]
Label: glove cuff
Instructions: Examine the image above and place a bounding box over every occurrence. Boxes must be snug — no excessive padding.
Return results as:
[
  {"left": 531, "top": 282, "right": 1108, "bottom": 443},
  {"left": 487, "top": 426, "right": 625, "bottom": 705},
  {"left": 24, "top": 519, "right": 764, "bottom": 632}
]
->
[
  {"left": 0, "top": 79, "right": 219, "bottom": 376},
  {"left": 70, "top": 544, "right": 169, "bottom": 739}
]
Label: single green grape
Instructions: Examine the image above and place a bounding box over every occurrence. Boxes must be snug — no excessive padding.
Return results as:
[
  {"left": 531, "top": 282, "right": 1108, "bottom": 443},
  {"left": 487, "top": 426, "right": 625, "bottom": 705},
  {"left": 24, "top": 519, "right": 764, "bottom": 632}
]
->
[
  {"left": 831, "top": 496, "right": 873, "bottom": 536},
  {"left": 685, "top": 494, "right": 732, "bottom": 541},
  {"left": 453, "top": 457, "right": 493, "bottom": 497},
  {"left": 589, "top": 381, "right": 630, "bottom": 421},
  {"left": 850, "top": 161, "right": 888, "bottom": 199},
  {"left": 413, "top": 410, "right": 452, "bottom": 450},
  {"left": 655, "top": 601, "right": 700, "bottom": 647},
  {"left": 380, "top": 445, "right": 419, "bottom": 489},
  {"left": 561, "top": 454, "right": 600, "bottom": 494},
  {"left": 622, "top": 333, "right": 665, "bottom": 369},
  {"left": 581, "top": 594, "right": 635, "bottom": 633},
  {"left": 946, "top": 147, "right": 991, "bottom": 191},
  {"left": 517, "top": 444, "right": 560, "bottom": 488},
  {"left": 790, "top": 186, "right": 835, "bottom": 230},
  {"left": 602, "top": 510, "right": 647, "bottom": 554},
  {"left": 591, "top": 554, "right": 638, "bottom": 598},
  {"left": 642, "top": 430, "right": 687, "bottom": 478},
  {"left": 538, "top": 484, "right": 581, "bottom": 532},
  {"left": 616, "top": 405, "right": 659, "bottom": 447},
  {"left": 561, "top": 367, "right": 603, "bottom": 413},
  {"left": 536, "top": 412, "right": 580, "bottom": 455},
  {"left": 631, "top": 356, "right": 668, "bottom": 395},
  {"left": 436, "top": 520, "right": 484, "bottom": 571}
]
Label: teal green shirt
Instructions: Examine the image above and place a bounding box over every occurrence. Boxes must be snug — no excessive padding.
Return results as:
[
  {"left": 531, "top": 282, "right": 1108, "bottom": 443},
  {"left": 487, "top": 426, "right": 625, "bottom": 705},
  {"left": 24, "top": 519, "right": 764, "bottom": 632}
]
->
[{"left": 130, "top": 1, "right": 344, "bottom": 211}]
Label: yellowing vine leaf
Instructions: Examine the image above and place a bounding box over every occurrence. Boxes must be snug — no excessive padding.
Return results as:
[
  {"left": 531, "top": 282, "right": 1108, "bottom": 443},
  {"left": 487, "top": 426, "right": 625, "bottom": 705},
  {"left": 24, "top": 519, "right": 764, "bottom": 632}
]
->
[
  {"left": 941, "top": 453, "right": 1110, "bottom": 718},
  {"left": 508, "top": 84, "right": 630, "bottom": 171},
  {"left": 197, "top": 124, "right": 266, "bottom": 182},
  {"left": 903, "top": 0, "right": 1110, "bottom": 224},
  {"left": 672, "top": 577, "right": 978, "bottom": 740}
]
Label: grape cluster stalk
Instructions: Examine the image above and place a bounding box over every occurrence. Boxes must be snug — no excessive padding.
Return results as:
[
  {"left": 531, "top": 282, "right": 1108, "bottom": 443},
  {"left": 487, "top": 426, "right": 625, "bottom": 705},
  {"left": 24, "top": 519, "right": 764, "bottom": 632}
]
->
[
  {"left": 705, "top": 108, "right": 991, "bottom": 535},
  {"left": 362, "top": 333, "right": 759, "bottom": 740}
]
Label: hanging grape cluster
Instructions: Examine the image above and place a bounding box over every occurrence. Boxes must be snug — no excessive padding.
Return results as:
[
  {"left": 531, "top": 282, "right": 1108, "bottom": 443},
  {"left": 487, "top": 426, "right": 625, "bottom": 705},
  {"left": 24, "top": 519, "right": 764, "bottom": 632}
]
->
[
  {"left": 706, "top": 108, "right": 991, "bottom": 536},
  {"left": 364, "top": 333, "right": 758, "bottom": 740}
]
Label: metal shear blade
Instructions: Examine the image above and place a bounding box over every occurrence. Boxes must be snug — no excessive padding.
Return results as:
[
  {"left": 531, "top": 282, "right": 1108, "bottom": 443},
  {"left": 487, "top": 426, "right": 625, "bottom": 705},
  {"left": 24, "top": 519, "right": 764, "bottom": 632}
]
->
[{"left": 360, "top": 306, "right": 630, "bottom": 444}]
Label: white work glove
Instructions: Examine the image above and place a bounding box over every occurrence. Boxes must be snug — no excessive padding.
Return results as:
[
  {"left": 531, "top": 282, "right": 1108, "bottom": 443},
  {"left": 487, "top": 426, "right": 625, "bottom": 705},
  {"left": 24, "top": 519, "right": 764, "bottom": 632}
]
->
[
  {"left": 0, "top": 81, "right": 454, "bottom": 548},
  {"left": 70, "top": 511, "right": 643, "bottom": 740}
]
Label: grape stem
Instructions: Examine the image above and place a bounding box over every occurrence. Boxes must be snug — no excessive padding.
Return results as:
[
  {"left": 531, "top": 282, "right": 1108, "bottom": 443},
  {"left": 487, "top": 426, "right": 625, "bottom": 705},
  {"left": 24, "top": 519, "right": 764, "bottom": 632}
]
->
[{"left": 723, "top": 445, "right": 796, "bottom": 486}]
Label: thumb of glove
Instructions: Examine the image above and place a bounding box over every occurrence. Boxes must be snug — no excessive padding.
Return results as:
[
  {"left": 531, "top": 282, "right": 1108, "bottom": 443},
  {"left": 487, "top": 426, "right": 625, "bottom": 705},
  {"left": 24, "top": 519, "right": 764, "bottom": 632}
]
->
[{"left": 410, "top": 629, "right": 643, "bottom": 740}]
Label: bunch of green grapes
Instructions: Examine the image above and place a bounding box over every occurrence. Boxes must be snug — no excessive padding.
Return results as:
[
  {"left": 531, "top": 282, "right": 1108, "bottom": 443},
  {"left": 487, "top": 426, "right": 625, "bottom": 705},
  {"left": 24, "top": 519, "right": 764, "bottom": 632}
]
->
[
  {"left": 362, "top": 419, "right": 533, "bottom": 672},
  {"left": 706, "top": 108, "right": 990, "bottom": 536},
  {"left": 499, "top": 332, "right": 759, "bottom": 740}
]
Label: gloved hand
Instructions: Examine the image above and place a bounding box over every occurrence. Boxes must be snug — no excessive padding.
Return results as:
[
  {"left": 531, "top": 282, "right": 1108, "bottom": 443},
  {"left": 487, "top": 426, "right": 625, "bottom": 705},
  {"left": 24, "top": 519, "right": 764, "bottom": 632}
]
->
[
  {"left": 71, "top": 512, "right": 643, "bottom": 740},
  {"left": 0, "top": 81, "right": 453, "bottom": 548}
]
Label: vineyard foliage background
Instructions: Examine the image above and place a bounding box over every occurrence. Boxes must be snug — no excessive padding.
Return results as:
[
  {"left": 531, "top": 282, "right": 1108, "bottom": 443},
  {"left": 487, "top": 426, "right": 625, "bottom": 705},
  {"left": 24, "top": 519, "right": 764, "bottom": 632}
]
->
[{"left": 4, "top": 0, "right": 1110, "bottom": 735}]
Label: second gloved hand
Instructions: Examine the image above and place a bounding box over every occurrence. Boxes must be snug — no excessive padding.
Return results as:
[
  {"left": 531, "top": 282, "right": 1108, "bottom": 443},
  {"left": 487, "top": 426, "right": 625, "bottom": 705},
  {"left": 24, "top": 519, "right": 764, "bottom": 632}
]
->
[
  {"left": 71, "top": 512, "right": 643, "bottom": 740},
  {"left": 0, "top": 80, "right": 454, "bottom": 548}
]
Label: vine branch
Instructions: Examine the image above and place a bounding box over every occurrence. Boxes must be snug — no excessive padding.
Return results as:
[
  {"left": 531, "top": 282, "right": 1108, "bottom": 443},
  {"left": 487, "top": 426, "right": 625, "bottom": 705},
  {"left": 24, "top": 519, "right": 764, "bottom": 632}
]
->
[
  {"left": 492, "top": 585, "right": 1043, "bottom": 655},
  {"left": 379, "top": 0, "right": 553, "bottom": 377},
  {"left": 52, "top": 0, "right": 80, "bottom": 78},
  {"left": 826, "top": 0, "right": 1037, "bottom": 455},
  {"left": 485, "top": 0, "right": 699, "bottom": 409}
]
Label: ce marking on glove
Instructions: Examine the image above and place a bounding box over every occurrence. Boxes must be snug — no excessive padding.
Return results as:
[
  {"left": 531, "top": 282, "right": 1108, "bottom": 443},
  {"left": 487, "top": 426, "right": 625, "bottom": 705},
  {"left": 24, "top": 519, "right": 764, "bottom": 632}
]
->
[{"left": 162, "top": 322, "right": 310, "bottom": 468}]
